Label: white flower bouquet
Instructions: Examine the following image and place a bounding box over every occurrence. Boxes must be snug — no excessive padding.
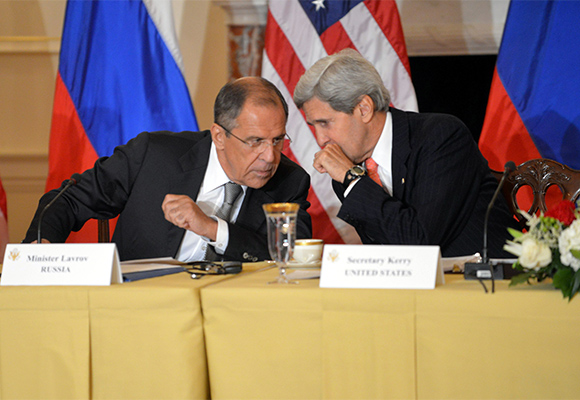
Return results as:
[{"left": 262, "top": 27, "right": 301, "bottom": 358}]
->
[{"left": 504, "top": 200, "right": 580, "bottom": 300}]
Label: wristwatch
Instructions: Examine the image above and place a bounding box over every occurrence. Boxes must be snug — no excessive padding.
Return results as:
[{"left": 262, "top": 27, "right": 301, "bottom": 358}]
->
[{"left": 342, "top": 165, "right": 366, "bottom": 189}]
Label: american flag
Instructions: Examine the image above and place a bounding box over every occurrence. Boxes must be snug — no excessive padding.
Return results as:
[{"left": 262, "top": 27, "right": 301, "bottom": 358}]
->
[{"left": 262, "top": 0, "right": 417, "bottom": 244}]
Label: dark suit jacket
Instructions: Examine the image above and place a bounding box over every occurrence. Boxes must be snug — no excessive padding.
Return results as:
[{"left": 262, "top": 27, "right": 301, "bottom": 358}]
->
[
  {"left": 25, "top": 131, "right": 312, "bottom": 261},
  {"left": 333, "top": 108, "right": 520, "bottom": 258}
]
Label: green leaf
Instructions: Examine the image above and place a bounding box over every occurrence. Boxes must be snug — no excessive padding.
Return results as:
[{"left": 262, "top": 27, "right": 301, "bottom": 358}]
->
[
  {"left": 507, "top": 227, "right": 523, "bottom": 239},
  {"left": 571, "top": 249, "right": 580, "bottom": 260},
  {"left": 553, "top": 268, "right": 574, "bottom": 299},
  {"left": 510, "top": 271, "right": 535, "bottom": 287},
  {"left": 570, "top": 269, "right": 580, "bottom": 301}
]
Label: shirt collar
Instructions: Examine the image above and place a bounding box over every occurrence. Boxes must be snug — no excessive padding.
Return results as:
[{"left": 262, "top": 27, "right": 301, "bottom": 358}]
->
[
  {"left": 368, "top": 110, "right": 393, "bottom": 194},
  {"left": 200, "top": 142, "right": 245, "bottom": 195}
]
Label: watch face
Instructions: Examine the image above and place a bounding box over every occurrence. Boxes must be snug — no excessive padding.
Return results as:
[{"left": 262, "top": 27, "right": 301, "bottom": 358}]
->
[{"left": 351, "top": 166, "right": 365, "bottom": 176}]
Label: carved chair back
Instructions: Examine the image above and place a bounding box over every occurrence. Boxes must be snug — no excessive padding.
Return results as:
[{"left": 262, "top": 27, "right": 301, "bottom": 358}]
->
[{"left": 492, "top": 159, "right": 580, "bottom": 229}]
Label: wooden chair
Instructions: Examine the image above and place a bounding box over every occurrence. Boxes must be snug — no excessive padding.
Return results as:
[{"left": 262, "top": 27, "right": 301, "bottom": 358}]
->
[
  {"left": 492, "top": 158, "right": 580, "bottom": 228},
  {"left": 98, "top": 219, "right": 110, "bottom": 243}
]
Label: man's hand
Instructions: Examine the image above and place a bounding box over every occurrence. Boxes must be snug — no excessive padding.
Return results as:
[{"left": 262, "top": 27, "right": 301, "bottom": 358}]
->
[
  {"left": 162, "top": 194, "right": 218, "bottom": 241},
  {"left": 313, "top": 143, "right": 355, "bottom": 182}
]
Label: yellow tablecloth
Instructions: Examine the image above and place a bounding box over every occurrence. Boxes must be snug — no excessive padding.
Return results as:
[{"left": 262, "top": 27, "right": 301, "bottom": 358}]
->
[
  {"left": 0, "top": 262, "right": 269, "bottom": 400},
  {"left": 201, "top": 268, "right": 580, "bottom": 400}
]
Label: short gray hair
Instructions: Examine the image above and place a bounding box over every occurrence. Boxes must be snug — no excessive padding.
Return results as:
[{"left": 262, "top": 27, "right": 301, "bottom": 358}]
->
[{"left": 294, "top": 48, "right": 390, "bottom": 114}]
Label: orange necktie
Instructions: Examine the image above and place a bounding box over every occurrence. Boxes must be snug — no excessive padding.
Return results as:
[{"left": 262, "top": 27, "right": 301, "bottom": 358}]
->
[{"left": 366, "top": 158, "right": 382, "bottom": 186}]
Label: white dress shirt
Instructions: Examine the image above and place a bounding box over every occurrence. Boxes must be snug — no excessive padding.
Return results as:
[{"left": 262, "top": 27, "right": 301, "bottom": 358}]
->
[
  {"left": 345, "top": 110, "right": 394, "bottom": 196},
  {"left": 175, "top": 143, "right": 246, "bottom": 261}
]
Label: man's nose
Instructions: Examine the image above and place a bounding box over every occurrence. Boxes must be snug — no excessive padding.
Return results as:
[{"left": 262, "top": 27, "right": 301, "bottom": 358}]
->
[
  {"left": 315, "top": 129, "right": 330, "bottom": 147},
  {"left": 259, "top": 142, "right": 277, "bottom": 163}
]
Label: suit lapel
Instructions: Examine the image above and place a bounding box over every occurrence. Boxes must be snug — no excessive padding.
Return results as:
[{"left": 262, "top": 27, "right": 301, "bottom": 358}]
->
[
  {"left": 236, "top": 159, "right": 296, "bottom": 232},
  {"left": 166, "top": 134, "right": 213, "bottom": 255},
  {"left": 171, "top": 134, "right": 212, "bottom": 199},
  {"left": 237, "top": 178, "right": 279, "bottom": 232},
  {"left": 390, "top": 108, "right": 411, "bottom": 200}
]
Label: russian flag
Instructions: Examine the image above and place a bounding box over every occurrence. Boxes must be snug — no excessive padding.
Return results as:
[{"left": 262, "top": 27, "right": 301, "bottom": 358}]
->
[
  {"left": 262, "top": 0, "right": 417, "bottom": 244},
  {"left": 47, "top": 0, "right": 198, "bottom": 243},
  {"left": 479, "top": 1, "right": 580, "bottom": 173}
]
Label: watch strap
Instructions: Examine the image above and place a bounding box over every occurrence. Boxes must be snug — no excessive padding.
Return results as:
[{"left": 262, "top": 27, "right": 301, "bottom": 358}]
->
[{"left": 342, "top": 166, "right": 366, "bottom": 189}]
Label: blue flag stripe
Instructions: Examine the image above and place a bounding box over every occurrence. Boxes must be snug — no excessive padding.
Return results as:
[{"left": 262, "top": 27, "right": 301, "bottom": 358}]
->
[
  {"left": 59, "top": 0, "right": 198, "bottom": 158},
  {"left": 496, "top": 0, "right": 580, "bottom": 168}
]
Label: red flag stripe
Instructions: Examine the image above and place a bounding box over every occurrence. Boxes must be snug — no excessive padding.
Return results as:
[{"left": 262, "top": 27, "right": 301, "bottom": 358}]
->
[
  {"left": 320, "top": 23, "right": 356, "bottom": 55},
  {"left": 47, "top": 73, "right": 114, "bottom": 243},
  {"left": 0, "top": 177, "right": 7, "bottom": 222},
  {"left": 46, "top": 73, "right": 100, "bottom": 192},
  {"left": 264, "top": 11, "right": 307, "bottom": 99},
  {"left": 479, "top": 68, "right": 544, "bottom": 214},
  {"left": 342, "top": 1, "right": 417, "bottom": 111},
  {"left": 263, "top": 55, "right": 350, "bottom": 243},
  {"left": 363, "top": 0, "right": 411, "bottom": 75},
  {"left": 264, "top": 5, "right": 364, "bottom": 243},
  {"left": 263, "top": 0, "right": 417, "bottom": 244},
  {"left": 268, "top": 1, "right": 328, "bottom": 69},
  {"left": 263, "top": 10, "right": 351, "bottom": 242},
  {"left": 479, "top": 68, "right": 541, "bottom": 170}
]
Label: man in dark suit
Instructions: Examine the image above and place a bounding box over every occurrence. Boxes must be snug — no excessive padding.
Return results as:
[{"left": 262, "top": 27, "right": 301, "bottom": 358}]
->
[
  {"left": 25, "top": 77, "right": 312, "bottom": 262},
  {"left": 293, "top": 49, "right": 518, "bottom": 257}
]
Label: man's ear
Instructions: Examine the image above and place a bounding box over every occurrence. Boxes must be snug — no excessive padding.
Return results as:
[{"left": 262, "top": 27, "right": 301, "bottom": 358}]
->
[
  {"left": 356, "top": 95, "right": 375, "bottom": 123},
  {"left": 211, "top": 123, "right": 225, "bottom": 150}
]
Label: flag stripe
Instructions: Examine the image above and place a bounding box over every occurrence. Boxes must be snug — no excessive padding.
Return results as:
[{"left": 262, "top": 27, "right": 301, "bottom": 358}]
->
[
  {"left": 0, "top": 176, "right": 8, "bottom": 260},
  {"left": 479, "top": 68, "right": 541, "bottom": 170},
  {"left": 142, "top": 0, "right": 185, "bottom": 72},
  {"left": 299, "top": 0, "right": 364, "bottom": 34},
  {"left": 0, "top": 177, "right": 7, "bottom": 223},
  {"left": 264, "top": 0, "right": 417, "bottom": 244},
  {"left": 320, "top": 22, "right": 356, "bottom": 55},
  {"left": 481, "top": 0, "right": 580, "bottom": 170},
  {"left": 263, "top": 11, "right": 307, "bottom": 98},
  {"left": 48, "top": 0, "right": 197, "bottom": 243},
  {"left": 343, "top": 2, "right": 417, "bottom": 111},
  {"left": 264, "top": 8, "right": 352, "bottom": 243},
  {"left": 363, "top": 0, "right": 411, "bottom": 75},
  {"left": 58, "top": 0, "right": 197, "bottom": 159},
  {"left": 46, "top": 74, "right": 100, "bottom": 191},
  {"left": 269, "top": 0, "right": 327, "bottom": 70},
  {"left": 263, "top": 55, "right": 351, "bottom": 243}
]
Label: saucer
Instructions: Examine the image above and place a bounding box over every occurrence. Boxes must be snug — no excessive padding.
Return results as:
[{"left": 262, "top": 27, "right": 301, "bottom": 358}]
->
[{"left": 287, "top": 260, "right": 321, "bottom": 269}]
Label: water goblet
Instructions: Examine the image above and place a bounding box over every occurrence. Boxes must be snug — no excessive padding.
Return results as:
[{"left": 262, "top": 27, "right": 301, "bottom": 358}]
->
[{"left": 262, "top": 202, "right": 300, "bottom": 284}]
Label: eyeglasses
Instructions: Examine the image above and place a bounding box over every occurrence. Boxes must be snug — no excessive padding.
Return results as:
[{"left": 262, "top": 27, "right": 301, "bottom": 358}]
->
[
  {"left": 216, "top": 123, "right": 291, "bottom": 153},
  {"left": 182, "top": 261, "right": 243, "bottom": 279}
]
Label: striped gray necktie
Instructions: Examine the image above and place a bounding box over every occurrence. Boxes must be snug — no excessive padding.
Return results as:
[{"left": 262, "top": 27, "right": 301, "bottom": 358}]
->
[{"left": 204, "top": 182, "right": 242, "bottom": 260}]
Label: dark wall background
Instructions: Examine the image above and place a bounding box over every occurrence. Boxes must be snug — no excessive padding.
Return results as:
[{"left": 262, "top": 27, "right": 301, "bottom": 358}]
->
[{"left": 408, "top": 55, "right": 497, "bottom": 143}]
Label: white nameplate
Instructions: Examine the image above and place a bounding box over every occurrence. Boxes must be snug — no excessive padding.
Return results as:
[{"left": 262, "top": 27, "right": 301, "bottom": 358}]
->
[
  {"left": 1, "top": 243, "right": 122, "bottom": 286},
  {"left": 319, "top": 245, "right": 444, "bottom": 289}
]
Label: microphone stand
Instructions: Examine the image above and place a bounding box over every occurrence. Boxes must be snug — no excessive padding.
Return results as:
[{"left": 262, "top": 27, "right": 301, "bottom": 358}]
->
[
  {"left": 37, "top": 174, "right": 82, "bottom": 243},
  {"left": 464, "top": 162, "right": 515, "bottom": 293}
]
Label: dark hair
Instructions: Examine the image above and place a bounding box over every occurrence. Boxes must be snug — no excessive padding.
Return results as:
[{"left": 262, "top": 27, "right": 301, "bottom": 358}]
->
[{"left": 214, "top": 77, "right": 289, "bottom": 131}]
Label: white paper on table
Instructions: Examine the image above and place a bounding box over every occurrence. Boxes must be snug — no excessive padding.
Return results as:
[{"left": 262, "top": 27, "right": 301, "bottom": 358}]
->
[
  {"left": 286, "top": 269, "right": 320, "bottom": 280},
  {"left": 440, "top": 253, "right": 481, "bottom": 272},
  {"left": 121, "top": 257, "right": 184, "bottom": 274}
]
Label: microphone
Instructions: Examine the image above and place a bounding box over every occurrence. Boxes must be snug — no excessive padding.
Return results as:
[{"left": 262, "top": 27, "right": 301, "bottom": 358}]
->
[
  {"left": 483, "top": 161, "right": 516, "bottom": 264},
  {"left": 464, "top": 161, "right": 516, "bottom": 291},
  {"left": 37, "top": 173, "right": 82, "bottom": 244}
]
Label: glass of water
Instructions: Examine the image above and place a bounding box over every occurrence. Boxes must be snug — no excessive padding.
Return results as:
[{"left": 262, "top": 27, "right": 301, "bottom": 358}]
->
[{"left": 262, "top": 203, "right": 300, "bottom": 284}]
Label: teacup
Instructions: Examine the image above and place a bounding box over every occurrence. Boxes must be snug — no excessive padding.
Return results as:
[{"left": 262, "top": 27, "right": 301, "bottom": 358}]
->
[{"left": 292, "top": 239, "right": 324, "bottom": 264}]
